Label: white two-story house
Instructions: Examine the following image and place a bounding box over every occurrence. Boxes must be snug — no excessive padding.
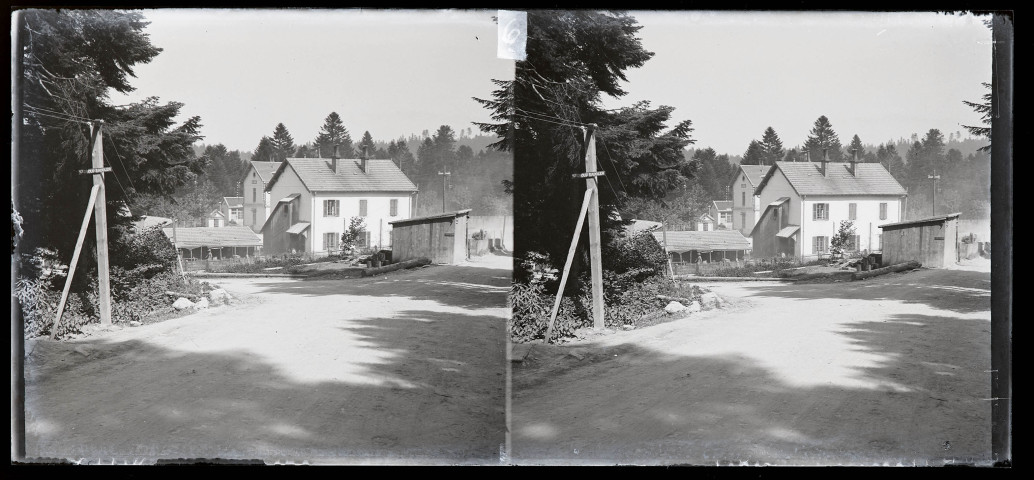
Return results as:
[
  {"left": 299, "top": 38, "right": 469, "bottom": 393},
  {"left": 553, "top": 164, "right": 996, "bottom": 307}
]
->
[
  {"left": 260, "top": 157, "right": 418, "bottom": 255},
  {"left": 749, "top": 160, "right": 907, "bottom": 259},
  {"left": 242, "top": 160, "right": 283, "bottom": 233}
]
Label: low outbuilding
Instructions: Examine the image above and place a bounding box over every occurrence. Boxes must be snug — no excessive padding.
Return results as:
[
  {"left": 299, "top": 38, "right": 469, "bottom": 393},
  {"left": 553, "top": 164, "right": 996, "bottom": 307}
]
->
[{"left": 878, "top": 212, "right": 961, "bottom": 268}]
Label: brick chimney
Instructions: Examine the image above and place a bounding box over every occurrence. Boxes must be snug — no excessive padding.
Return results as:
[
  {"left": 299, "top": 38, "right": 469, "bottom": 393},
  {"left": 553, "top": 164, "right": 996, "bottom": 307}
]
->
[
  {"left": 360, "top": 146, "right": 368, "bottom": 173},
  {"left": 331, "top": 144, "right": 340, "bottom": 173},
  {"left": 848, "top": 160, "right": 857, "bottom": 176}
]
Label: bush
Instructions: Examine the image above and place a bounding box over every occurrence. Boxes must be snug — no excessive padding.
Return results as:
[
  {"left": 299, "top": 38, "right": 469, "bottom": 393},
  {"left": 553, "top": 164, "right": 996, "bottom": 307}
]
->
[{"left": 509, "top": 272, "right": 705, "bottom": 343}]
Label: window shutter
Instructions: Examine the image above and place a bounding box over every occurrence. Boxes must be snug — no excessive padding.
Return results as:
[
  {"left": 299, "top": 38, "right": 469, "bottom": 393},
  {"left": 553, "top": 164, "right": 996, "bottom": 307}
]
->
[{"left": 360, "top": 199, "right": 368, "bottom": 217}]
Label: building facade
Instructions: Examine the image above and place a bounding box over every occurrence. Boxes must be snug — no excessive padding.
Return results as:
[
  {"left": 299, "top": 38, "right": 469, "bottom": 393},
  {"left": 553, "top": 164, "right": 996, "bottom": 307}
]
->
[
  {"left": 730, "top": 164, "right": 770, "bottom": 236},
  {"left": 752, "top": 161, "right": 907, "bottom": 259},
  {"left": 261, "top": 157, "right": 418, "bottom": 256},
  {"left": 242, "top": 161, "right": 282, "bottom": 233}
]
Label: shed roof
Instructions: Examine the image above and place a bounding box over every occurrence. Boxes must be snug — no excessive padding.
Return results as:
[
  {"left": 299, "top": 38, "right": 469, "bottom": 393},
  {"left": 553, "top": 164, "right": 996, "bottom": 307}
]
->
[
  {"left": 163, "top": 226, "right": 262, "bottom": 249},
  {"left": 755, "top": 161, "right": 907, "bottom": 197},
  {"left": 776, "top": 225, "right": 800, "bottom": 238},
  {"left": 652, "top": 230, "right": 751, "bottom": 253},
  {"left": 879, "top": 212, "right": 962, "bottom": 230},
  {"left": 625, "top": 219, "right": 662, "bottom": 236},
  {"left": 223, "top": 196, "right": 244, "bottom": 208},
  {"left": 286, "top": 222, "right": 310, "bottom": 235},
  {"left": 267, "top": 158, "right": 418, "bottom": 193},
  {"left": 712, "top": 200, "right": 733, "bottom": 211},
  {"left": 389, "top": 209, "right": 472, "bottom": 226}
]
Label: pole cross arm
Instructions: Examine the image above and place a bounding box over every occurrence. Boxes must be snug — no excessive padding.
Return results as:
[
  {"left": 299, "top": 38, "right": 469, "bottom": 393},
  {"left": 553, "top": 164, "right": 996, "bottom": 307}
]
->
[{"left": 79, "top": 167, "right": 112, "bottom": 175}]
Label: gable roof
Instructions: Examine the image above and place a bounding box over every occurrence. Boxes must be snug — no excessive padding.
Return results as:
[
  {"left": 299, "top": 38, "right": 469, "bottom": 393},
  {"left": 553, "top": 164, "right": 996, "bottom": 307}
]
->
[
  {"left": 207, "top": 209, "right": 226, "bottom": 219},
  {"left": 652, "top": 230, "right": 751, "bottom": 253},
  {"left": 223, "top": 196, "right": 244, "bottom": 208},
  {"left": 712, "top": 200, "right": 732, "bottom": 211},
  {"left": 733, "top": 164, "right": 771, "bottom": 189},
  {"left": 755, "top": 161, "right": 907, "bottom": 197},
  {"left": 163, "top": 226, "right": 262, "bottom": 249},
  {"left": 266, "top": 158, "right": 418, "bottom": 194},
  {"left": 248, "top": 160, "right": 282, "bottom": 183}
]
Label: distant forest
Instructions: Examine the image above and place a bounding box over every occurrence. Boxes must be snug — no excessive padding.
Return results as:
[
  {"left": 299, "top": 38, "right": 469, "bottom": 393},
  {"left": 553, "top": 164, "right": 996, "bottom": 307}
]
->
[{"left": 133, "top": 119, "right": 512, "bottom": 227}]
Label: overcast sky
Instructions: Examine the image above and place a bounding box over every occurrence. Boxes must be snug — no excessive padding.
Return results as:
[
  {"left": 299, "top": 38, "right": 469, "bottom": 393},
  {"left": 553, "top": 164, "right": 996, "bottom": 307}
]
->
[
  {"left": 112, "top": 9, "right": 515, "bottom": 153},
  {"left": 610, "top": 11, "right": 993, "bottom": 155},
  {"left": 112, "top": 9, "right": 992, "bottom": 156}
]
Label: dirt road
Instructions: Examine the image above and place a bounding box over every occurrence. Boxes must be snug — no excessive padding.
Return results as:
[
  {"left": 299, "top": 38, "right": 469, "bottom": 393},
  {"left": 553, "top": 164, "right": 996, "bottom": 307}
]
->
[
  {"left": 512, "top": 263, "right": 992, "bottom": 465},
  {"left": 23, "top": 254, "right": 511, "bottom": 465}
]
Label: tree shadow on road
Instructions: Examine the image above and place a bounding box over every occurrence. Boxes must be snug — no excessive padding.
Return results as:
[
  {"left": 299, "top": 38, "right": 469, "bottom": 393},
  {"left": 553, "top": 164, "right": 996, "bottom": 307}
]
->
[
  {"left": 511, "top": 310, "right": 991, "bottom": 465},
  {"left": 724, "top": 269, "right": 991, "bottom": 314},
  {"left": 243, "top": 264, "right": 510, "bottom": 311},
  {"left": 23, "top": 311, "right": 507, "bottom": 464}
]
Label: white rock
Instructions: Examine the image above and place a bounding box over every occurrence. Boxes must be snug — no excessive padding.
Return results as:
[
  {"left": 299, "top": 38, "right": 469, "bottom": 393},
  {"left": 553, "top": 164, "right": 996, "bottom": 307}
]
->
[
  {"left": 172, "top": 297, "right": 195, "bottom": 311},
  {"left": 664, "top": 301, "right": 687, "bottom": 314},
  {"left": 687, "top": 301, "right": 702, "bottom": 313},
  {"left": 196, "top": 297, "right": 209, "bottom": 309},
  {"left": 700, "top": 292, "right": 722, "bottom": 309},
  {"left": 208, "top": 288, "right": 232, "bottom": 305},
  {"left": 621, "top": 324, "right": 636, "bottom": 331},
  {"left": 129, "top": 321, "right": 142, "bottom": 327}
]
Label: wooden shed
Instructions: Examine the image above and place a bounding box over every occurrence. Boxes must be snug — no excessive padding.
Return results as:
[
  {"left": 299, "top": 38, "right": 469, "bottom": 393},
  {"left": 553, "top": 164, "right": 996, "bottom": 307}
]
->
[
  {"left": 389, "top": 209, "right": 471, "bottom": 264},
  {"left": 879, "top": 212, "right": 961, "bottom": 268}
]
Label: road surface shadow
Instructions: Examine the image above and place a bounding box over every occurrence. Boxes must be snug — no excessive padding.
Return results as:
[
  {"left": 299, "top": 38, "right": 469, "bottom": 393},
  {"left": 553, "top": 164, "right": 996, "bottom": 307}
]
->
[
  {"left": 246, "top": 264, "right": 510, "bottom": 311},
  {"left": 511, "top": 311, "right": 991, "bottom": 465},
  {"left": 726, "top": 269, "right": 991, "bottom": 314},
  {"left": 23, "top": 311, "right": 506, "bottom": 464}
]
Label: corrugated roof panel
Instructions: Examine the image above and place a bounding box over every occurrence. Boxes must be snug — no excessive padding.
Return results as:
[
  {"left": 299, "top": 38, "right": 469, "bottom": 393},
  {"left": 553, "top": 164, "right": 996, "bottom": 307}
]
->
[
  {"left": 163, "top": 226, "right": 262, "bottom": 249},
  {"left": 652, "top": 230, "right": 751, "bottom": 253}
]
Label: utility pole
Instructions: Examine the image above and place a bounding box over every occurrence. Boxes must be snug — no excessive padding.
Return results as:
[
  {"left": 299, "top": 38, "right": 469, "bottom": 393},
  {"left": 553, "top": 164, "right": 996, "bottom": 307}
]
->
[
  {"left": 928, "top": 173, "right": 940, "bottom": 216},
  {"left": 583, "top": 125, "right": 605, "bottom": 330},
  {"left": 90, "top": 121, "right": 112, "bottom": 325},
  {"left": 438, "top": 168, "right": 451, "bottom": 213},
  {"left": 544, "top": 125, "right": 607, "bottom": 341}
]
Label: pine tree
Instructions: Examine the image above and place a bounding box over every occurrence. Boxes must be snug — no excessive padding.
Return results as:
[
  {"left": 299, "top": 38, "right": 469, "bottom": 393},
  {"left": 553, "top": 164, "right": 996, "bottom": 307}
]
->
[
  {"left": 357, "top": 131, "right": 375, "bottom": 156},
  {"left": 741, "top": 140, "right": 766, "bottom": 165},
  {"left": 962, "top": 82, "right": 992, "bottom": 152},
  {"left": 803, "top": 115, "right": 844, "bottom": 162},
  {"left": 847, "top": 134, "right": 866, "bottom": 161},
  {"left": 253, "top": 136, "right": 276, "bottom": 162},
  {"left": 314, "top": 112, "right": 353, "bottom": 158},
  {"left": 16, "top": 10, "right": 203, "bottom": 269},
  {"left": 270, "top": 123, "right": 295, "bottom": 162},
  {"left": 759, "top": 127, "right": 785, "bottom": 165},
  {"left": 472, "top": 11, "right": 695, "bottom": 275}
]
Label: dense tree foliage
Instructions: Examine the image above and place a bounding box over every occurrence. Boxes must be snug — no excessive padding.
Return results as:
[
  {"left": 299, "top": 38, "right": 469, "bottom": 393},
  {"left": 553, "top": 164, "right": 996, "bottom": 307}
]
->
[
  {"left": 474, "top": 10, "right": 695, "bottom": 274},
  {"left": 269, "top": 123, "right": 295, "bottom": 162},
  {"left": 16, "top": 10, "right": 203, "bottom": 280}
]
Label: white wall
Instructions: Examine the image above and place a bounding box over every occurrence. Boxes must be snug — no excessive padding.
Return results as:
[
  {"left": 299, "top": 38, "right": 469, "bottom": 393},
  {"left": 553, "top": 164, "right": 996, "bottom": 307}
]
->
[
  {"left": 800, "top": 195, "right": 903, "bottom": 256},
  {"left": 310, "top": 191, "right": 414, "bottom": 252},
  {"left": 757, "top": 169, "right": 801, "bottom": 226}
]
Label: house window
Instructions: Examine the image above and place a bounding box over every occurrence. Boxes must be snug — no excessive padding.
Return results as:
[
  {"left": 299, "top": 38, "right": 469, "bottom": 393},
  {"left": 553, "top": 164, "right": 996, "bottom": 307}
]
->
[
  {"left": 849, "top": 203, "right": 857, "bottom": 220},
  {"left": 741, "top": 183, "right": 746, "bottom": 189},
  {"left": 741, "top": 191, "right": 746, "bottom": 206},
  {"left": 813, "top": 236, "right": 829, "bottom": 254},
  {"left": 323, "top": 199, "right": 340, "bottom": 217},
  {"left": 324, "top": 232, "right": 339, "bottom": 251},
  {"left": 356, "top": 230, "right": 371, "bottom": 248},
  {"left": 813, "top": 203, "right": 829, "bottom": 221},
  {"left": 847, "top": 235, "right": 860, "bottom": 252},
  {"left": 252, "top": 179, "right": 257, "bottom": 184},
  {"left": 359, "top": 199, "right": 368, "bottom": 217},
  {"left": 740, "top": 212, "right": 746, "bottom": 229},
  {"left": 877, "top": 234, "right": 883, "bottom": 250},
  {"left": 390, "top": 198, "right": 398, "bottom": 217},
  {"left": 252, "top": 188, "right": 257, "bottom": 203},
  {"left": 879, "top": 202, "right": 888, "bottom": 220},
  {"left": 252, "top": 209, "right": 256, "bottom": 225}
]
